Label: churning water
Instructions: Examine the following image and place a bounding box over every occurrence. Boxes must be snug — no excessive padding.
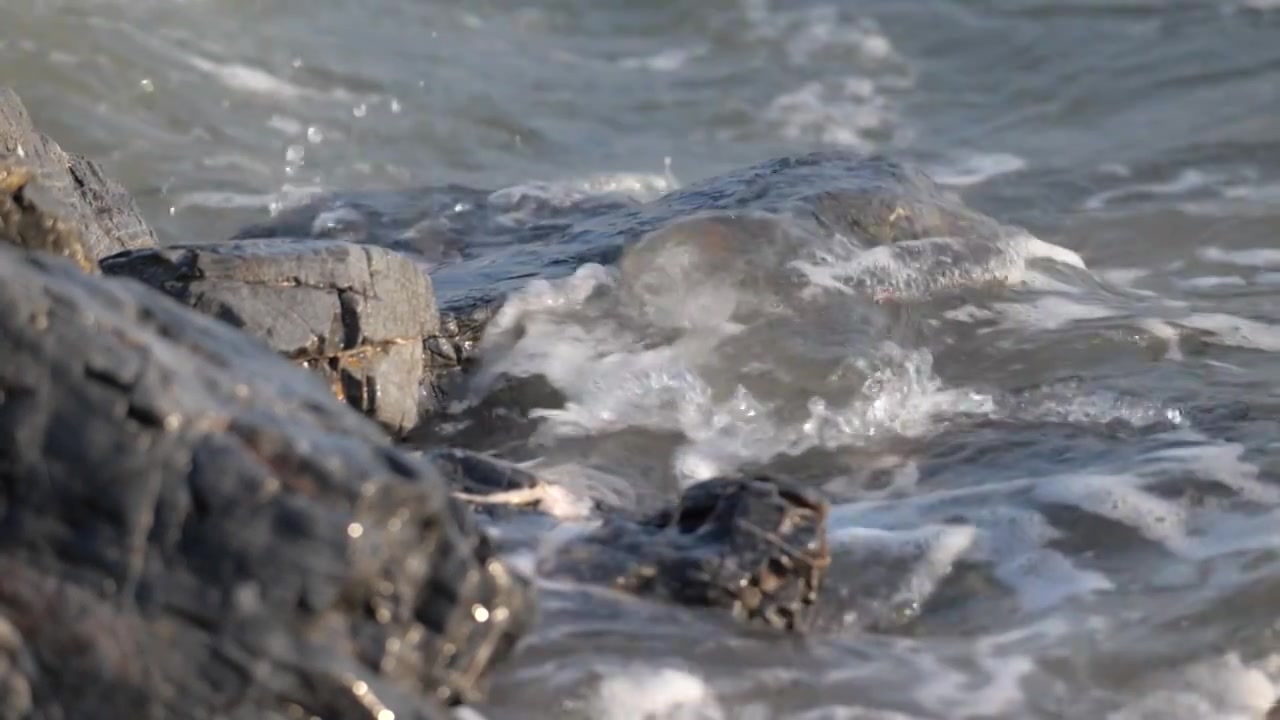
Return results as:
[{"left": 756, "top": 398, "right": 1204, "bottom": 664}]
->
[{"left": 8, "top": 0, "right": 1280, "bottom": 717}]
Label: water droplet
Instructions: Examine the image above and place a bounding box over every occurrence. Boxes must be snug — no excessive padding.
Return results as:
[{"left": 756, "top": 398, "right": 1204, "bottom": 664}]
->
[
  {"left": 389, "top": 98, "right": 401, "bottom": 114},
  {"left": 139, "top": 78, "right": 154, "bottom": 93},
  {"left": 351, "top": 680, "right": 368, "bottom": 696},
  {"left": 285, "top": 144, "right": 305, "bottom": 164},
  {"left": 291, "top": 57, "right": 303, "bottom": 68},
  {"left": 471, "top": 604, "right": 490, "bottom": 622},
  {"left": 306, "top": 126, "right": 323, "bottom": 144},
  {"left": 377, "top": 711, "right": 395, "bottom": 720},
  {"left": 347, "top": 522, "right": 364, "bottom": 538},
  {"left": 352, "top": 103, "right": 368, "bottom": 118}
]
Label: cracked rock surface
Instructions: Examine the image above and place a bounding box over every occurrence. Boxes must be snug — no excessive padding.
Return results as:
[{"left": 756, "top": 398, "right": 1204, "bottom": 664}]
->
[
  {"left": 101, "top": 239, "right": 440, "bottom": 436},
  {"left": 0, "top": 243, "right": 534, "bottom": 719}
]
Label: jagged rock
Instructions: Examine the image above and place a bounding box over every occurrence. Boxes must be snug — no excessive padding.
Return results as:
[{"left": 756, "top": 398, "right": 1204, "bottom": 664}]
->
[{"left": 0, "top": 87, "right": 158, "bottom": 261}]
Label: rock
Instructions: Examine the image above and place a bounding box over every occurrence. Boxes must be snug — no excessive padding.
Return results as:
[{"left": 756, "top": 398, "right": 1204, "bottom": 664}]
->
[
  {"left": 0, "top": 87, "right": 158, "bottom": 260},
  {"left": 429, "top": 450, "right": 830, "bottom": 632},
  {"left": 101, "top": 239, "right": 440, "bottom": 436},
  {"left": 0, "top": 244, "right": 533, "bottom": 718},
  {"left": 228, "top": 151, "right": 1021, "bottom": 365},
  {"left": 0, "top": 163, "right": 96, "bottom": 273}
]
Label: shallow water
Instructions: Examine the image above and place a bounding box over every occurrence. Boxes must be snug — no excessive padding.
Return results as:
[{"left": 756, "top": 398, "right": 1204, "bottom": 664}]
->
[{"left": 8, "top": 0, "right": 1280, "bottom": 717}]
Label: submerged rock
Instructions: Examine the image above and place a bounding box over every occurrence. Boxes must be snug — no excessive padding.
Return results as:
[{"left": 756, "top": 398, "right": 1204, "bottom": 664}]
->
[
  {"left": 0, "top": 243, "right": 533, "bottom": 718},
  {"left": 426, "top": 449, "right": 831, "bottom": 632}
]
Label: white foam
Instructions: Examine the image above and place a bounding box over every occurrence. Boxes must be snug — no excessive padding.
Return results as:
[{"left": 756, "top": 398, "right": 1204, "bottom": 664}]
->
[
  {"left": 1176, "top": 275, "right": 1248, "bottom": 289},
  {"left": 928, "top": 152, "right": 1028, "bottom": 187},
  {"left": 1179, "top": 312, "right": 1280, "bottom": 352},
  {"left": 1223, "top": 180, "right": 1280, "bottom": 202},
  {"left": 967, "top": 506, "right": 1114, "bottom": 610},
  {"left": 789, "top": 709, "right": 918, "bottom": 720},
  {"left": 835, "top": 492, "right": 1115, "bottom": 612},
  {"left": 1109, "top": 653, "right": 1279, "bottom": 720},
  {"left": 763, "top": 77, "right": 896, "bottom": 151},
  {"left": 1034, "top": 474, "right": 1190, "bottom": 546},
  {"left": 1082, "top": 168, "right": 1229, "bottom": 211},
  {"left": 489, "top": 172, "right": 678, "bottom": 209},
  {"left": 941, "top": 304, "right": 998, "bottom": 323},
  {"left": 827, "top": 524, "right": 978, "bottom": 622},
  {"left": 909, "top": 630, "right": 1046, "bottom": 718},
  {"left": 170, "top": 183, "right": 324, "bottom": 213},
  {"left": 475, "top": 261, "right": 994, "bottom": 483},
  {"left": 792, "top": 231, "right": 1086, "bottom": 302},
  {"left": 186, "top": 55, "right": 309, "bottom": 99},
  {"left": 742, "top": 0, "right": 902, "bottom": 67},
  {"left": 987, "top": 294, "right": 1122, "bottom": 332},
  {"left": 619, "top": 47, "right": 705, "bottom": 72},
  {"left": 591, "top": 667, "right": 725, "bottom": 720},
  {"left": 1098, "top": 267, "right": 1153, "bottom": 286},
  {"left": 1197, "top": 246, "right": 1280, "bottom": 269}
]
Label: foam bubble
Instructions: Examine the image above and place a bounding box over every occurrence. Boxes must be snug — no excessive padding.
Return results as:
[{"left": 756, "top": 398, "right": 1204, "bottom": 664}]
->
[
  {"left": 1109, "top": 653, "right": 1279, "bottom": 720},
  {"left": 591, "top": 667, "right": 725, "bottom": 720}
]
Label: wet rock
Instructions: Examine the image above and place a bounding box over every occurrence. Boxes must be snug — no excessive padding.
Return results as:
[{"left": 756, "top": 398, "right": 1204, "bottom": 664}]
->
[
  {"left": 434, "top": 450, "right": 830, "bottom": 632},
  {"left": 229, "top": 151, "right": 1018, "bottom": 359},
  {"left": 0, "top": 163, "right": 96, "bottom": 273},
  {"left": 0, "top": 87, "right": 158, "bottom": 260},
  {"left": 0, "top": 244, "right": 534, "bottom": 718},
  {"left": 101, "top": 239, "right": 439, "bottom": 436}
]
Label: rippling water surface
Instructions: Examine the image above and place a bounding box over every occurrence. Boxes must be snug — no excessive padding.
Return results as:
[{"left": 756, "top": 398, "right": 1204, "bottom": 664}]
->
[{"left": 8, "top": 0, "right": 1280, "bottom": 717}]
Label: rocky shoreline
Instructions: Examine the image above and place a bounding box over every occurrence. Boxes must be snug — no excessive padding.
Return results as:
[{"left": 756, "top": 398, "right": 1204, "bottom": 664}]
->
[{"left": 0, "top": 87, "right": 854, "bottom": 718}]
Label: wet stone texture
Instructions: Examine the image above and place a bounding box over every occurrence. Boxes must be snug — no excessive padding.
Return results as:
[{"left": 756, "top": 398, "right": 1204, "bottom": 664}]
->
[
  {"left": 101, "top": 239, "right": 441, "bottom": 436},
  {"left": 0, "top": 163, "right": 96, "bottom": 274},
  {"left": 434, "top": 449, "right": 833, "bottom": 633},
  {"left": 0, "top": 87, "right": 158, "bottom": 261},
  {"left": 0, "top": 242, "right": 534, "bottom": 719}
]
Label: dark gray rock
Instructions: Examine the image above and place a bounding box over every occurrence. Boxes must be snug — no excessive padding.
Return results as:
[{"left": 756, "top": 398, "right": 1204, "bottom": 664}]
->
[
  {"left": 0, "top": 244, "right": 534, "bottom": 719},
  {"left": 0, "top": 87, "right": 158, "bottom": 260},
  {"left": 101, "top": 239, "right": 440, "bottom": 436},
  {"left": 429, "top": 449, "right": 831, "bottom": 632}
]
